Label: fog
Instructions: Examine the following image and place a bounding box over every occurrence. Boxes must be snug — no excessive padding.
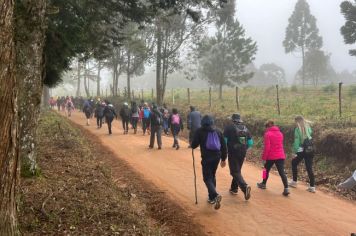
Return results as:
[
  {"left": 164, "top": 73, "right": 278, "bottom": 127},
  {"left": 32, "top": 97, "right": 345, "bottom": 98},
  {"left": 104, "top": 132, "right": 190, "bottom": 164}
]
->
[{"left": 236, "top": 0, "right": 355, "bottom": 82}]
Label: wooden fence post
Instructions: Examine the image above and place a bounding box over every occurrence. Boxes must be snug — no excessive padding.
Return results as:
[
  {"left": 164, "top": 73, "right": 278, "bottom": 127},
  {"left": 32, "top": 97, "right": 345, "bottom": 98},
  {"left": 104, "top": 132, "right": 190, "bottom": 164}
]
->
[
  {"left": 151, "top": 88, "right": 154, "bottom": 100},
  {"left": 276, "top": 85, "right": 281, "bottom": 116},
  {"left": 235, "top": 86, "right": 240, "bottom": 111},
  {"left": 132, "top": 90, "right": 135, "bottom": 101},
  {"left": 141, "top": 89, "right": 144, "bottom": 101},
  {"left": 209, "top": 87, "right": 212, "bottom": 110},
  {"left": 187, "top": 88, "right": 191, "bottom": 105},
  {"left": 172, "top": 88, "right": 175, "bottom": 104},
  {"left": 339, "top": 82, "right": 343, "bottom": 117}
]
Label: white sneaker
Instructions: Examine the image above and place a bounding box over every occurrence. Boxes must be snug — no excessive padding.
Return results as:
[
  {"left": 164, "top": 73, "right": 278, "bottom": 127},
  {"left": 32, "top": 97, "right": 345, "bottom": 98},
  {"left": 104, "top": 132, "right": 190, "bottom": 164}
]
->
[
  {"left": 307, "top": 186, "right": 316, "bottom": 193},
  {"left": 288, "top": 180, "right": 298, "bottom": 188}
]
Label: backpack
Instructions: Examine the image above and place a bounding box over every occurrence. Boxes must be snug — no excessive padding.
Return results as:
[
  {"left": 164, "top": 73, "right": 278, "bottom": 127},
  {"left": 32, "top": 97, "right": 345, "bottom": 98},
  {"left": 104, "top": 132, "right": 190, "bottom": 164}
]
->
[
  {"left": 206, "top": 131, "right": 221, "bottom": 151},
  {"left": 231, "top": 125, "right": 248, "bottom": 150},
  {"left": 152, "top": 112, "right": 162, "bottom": 126},
  {"left": 171, "top": 114, "right": 180, "bottom": 125},
  {"left": 302, "top": 138, "right": 314, "bottom": 154},
  {"left": 143, "top": 109, "right": 150, "bottom": 119}
]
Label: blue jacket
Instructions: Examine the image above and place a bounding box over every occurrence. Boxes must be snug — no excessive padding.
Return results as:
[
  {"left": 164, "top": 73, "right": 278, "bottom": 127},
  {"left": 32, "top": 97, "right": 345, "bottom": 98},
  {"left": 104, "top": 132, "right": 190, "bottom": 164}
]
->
[{"left": 188, "top": 110, "right": 201, "bottom": 130}]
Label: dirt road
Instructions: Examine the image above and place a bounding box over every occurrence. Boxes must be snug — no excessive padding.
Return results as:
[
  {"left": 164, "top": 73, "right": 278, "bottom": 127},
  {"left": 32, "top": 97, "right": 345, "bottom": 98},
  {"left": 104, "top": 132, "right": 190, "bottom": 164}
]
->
[{"left": 66, "top": 111, "right": 355, "bottom": 236}]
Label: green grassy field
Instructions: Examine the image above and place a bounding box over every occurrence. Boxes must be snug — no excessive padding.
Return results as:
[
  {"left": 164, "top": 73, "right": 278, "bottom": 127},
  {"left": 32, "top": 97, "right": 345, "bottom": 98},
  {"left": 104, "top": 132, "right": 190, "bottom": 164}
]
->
[{"left": 157, "top": 85, "right": 356, "bottom": 124}]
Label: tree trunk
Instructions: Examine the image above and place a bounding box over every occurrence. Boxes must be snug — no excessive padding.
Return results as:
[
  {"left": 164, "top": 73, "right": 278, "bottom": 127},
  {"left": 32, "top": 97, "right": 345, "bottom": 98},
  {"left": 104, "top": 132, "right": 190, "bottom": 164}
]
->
[
  {"left": 0, "top": 0, "right": 20, "bottom": 234},
  {"left": 127, "top": 51, "right": 131, "bottom": 101},
  {"left": 84, "top": 62, "right": 90, "bottom": 97},
  {"left": 219, "top": 84, "right": 223, "bottom": 100},
  {"left": 16, "top": 0, "right": 47, "bottom": 177},
  {"left": 97, "top": 61, "right": 101, "bottom": 96},
  {"left": 156, "top": 19, "right": 162, "bottom": 105},
  {"left": 76, "top": 60, "right": 81, "bottom": 96},
  {"left": 302, "top": 45, "right": 305, "bottom": 88}
]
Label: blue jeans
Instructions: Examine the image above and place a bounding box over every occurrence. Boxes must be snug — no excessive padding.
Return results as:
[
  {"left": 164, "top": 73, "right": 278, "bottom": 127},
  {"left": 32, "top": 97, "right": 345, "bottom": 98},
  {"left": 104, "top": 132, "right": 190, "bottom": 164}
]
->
[{"left": 201, "top": 157, "right": 220, "bottom": 200}]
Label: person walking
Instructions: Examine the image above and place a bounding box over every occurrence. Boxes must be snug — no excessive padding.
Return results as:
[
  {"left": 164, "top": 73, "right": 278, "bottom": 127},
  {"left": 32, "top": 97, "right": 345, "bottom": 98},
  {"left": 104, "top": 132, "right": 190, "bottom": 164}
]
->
[
  {"left": 103, "top": 102, "right": 117, "bottom": 135},
  {"left": 187, "top": 106, "right": 201, "bottom": 148},
  {"left": 119, "top": 102, "right": 131, "bottom": 134},
  {"left": 191, "top": 115, "right": 227, "bottom": 210},
  {"left": 162, "top": 104, "right": 170, "bottom": 135},
  {"left": 223, "top": 114, "right": 252, "bottom": 200},
  {"left": 288, "top": 116, "right": 316, "bottom": 193},
  {"left": 131, "top": 101, "right": 139, "bottom": 134},
  {"left": 168, "top": 108, "right": 184, "bottom": 150},
  {"left": 257, "top": 120, "right": 290, "bottom": 196},
  {"left": 83, "top": 99, "right": 92, "bottom": 126},
  {"left": 149, "top": 105, "right": 163, "bottom": 150},
  {"left": 141, "top": 103, "right": 151, "bottom": 135},
  {"left": 95, "top": 100, "right": 105, "bottom": 128}
]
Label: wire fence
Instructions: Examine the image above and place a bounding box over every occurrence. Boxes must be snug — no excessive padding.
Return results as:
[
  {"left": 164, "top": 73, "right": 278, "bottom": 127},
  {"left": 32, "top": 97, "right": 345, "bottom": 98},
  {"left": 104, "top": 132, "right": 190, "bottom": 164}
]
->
[{"left": 120, "top": 83, "right": 356, "bottom": 123}]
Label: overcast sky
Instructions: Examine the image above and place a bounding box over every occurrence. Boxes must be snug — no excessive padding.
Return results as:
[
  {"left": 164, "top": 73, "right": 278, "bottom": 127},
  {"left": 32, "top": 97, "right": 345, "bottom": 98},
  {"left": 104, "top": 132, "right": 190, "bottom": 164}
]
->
[{"left": 235, "top": 0, "right": 355, "bottom": 81}]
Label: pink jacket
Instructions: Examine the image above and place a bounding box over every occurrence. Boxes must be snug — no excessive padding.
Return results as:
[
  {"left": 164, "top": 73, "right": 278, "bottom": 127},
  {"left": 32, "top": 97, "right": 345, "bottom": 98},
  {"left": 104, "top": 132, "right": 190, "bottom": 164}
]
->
[{"left": 262, "top": 126, "right": 286, "bottom": 161}]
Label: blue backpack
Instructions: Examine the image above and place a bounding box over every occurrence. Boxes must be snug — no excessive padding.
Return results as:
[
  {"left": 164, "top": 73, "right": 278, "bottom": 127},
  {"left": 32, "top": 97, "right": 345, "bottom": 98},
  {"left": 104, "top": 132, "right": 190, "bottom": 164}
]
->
[
  {"left": 143, "top": 109, "right": 150, "bottom": 119},
  {"left": 206, "top": 131, "right": 221, "bottom": 151}
]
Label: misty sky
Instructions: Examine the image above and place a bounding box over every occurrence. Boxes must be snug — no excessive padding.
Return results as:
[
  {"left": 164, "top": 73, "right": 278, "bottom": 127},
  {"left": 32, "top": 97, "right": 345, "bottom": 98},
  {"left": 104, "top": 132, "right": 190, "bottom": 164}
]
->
[{"left": 236, "top": 0, "right": 355, "bottom": 81}]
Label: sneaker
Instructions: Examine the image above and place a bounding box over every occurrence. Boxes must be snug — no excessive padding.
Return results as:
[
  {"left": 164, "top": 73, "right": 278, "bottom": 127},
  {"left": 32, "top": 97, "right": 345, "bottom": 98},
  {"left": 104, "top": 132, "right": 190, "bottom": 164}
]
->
[
  {"left": 176, "top": 145, "right": 180, "bottom": 150},
  {"left": 207, "top": 198, "right": 215, "bottom": 204},
  {"left": 214, "top": 195, "right": 222, "bottom": 210},
  {"left": 283, "top": 188, "right": 290, "bottom": 197},
  {"left": 244, "top": 186, "right": 251, "bottom": 200},
  {"left": 288, "top": 180, "right": 298, "bottom": 188},
  {"left": 229, "top": 189, "right": 238, "bottom": 195},
  {"left": 307, "top": 186, "right": 316, "bottom": 193},
  {"left": 257, "top": 182, "right": 266, "bottom": 189}
]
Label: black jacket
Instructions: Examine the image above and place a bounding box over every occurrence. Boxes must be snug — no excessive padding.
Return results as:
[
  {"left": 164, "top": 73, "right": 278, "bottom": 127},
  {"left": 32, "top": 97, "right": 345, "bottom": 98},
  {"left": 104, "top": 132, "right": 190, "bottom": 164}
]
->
[
  {"left": 104, "top": 105, "right": 117, "bottom": 120},
  {"left": 191, "top": 116, "right": 227, "bottom": 161},
  {"left": 119, "top": 106, "right": 131, "bottom": 121},
  {"left": 223, "top": 122, "right": 252, "bottom": 158},
  {"left": 150, "top": 109, "right": 163, "bottom": 127}
]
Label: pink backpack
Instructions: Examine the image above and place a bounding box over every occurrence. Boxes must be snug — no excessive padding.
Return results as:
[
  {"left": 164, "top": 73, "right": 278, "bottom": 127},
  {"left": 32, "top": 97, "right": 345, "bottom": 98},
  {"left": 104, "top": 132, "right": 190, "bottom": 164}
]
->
[{"left": 171, "top": 114, "right": 180, "bottom": 125}]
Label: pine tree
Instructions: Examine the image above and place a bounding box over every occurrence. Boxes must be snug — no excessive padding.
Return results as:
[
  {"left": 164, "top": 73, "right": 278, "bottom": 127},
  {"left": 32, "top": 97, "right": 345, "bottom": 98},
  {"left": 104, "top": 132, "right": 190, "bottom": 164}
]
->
[
  {"left": 341, "top": 1, "right": 356, "bottom": 56},
  {"left": 283, "top": 0, "right": 323, "bottom": 87}
]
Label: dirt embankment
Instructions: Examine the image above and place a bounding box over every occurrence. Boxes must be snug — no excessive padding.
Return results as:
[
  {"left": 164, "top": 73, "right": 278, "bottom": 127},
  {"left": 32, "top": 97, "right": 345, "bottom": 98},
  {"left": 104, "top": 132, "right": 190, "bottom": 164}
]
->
[{"left": 19, "top": 112, "right": 206, "bottom": 235}]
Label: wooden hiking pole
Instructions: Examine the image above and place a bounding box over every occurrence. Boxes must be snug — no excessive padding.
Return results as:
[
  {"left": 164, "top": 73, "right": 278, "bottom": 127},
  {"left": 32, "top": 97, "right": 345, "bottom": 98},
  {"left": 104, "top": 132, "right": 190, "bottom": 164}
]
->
[{"left": 192, "top": 149, "right": 198, "bottom": 204}]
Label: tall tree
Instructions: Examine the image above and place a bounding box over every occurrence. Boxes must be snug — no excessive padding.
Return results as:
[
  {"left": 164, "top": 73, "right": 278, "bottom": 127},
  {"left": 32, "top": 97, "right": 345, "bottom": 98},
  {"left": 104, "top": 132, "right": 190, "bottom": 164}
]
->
[
  {"left": 283, "top": 0, "right": 323, "bottom": 87},
  {"left": 0, "top": 1, "right": 19, "bottom": 234},
  {"left": 15, "top": 0, "right": 47, "bottom": 176},
  {"left": 341, "top": 1, "right": 356, "bottom": 57}
]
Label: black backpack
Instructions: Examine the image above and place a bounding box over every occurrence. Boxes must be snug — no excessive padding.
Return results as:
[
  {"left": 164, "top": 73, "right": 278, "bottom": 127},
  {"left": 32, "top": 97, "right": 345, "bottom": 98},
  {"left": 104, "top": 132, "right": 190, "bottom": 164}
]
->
[
  {"left": 153, "top": 112, "right": 162, "bottom": 126},
  {"left": 233, "top": 125, "right": 248, "bottom": 150},
  {"left": 302, "top": 138, "right": 314, "bottom": 154}
]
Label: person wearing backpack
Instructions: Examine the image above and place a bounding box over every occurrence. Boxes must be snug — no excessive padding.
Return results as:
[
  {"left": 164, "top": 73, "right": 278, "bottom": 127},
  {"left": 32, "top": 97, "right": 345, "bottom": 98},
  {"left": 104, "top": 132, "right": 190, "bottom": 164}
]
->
[
  {"left": 191, "top": 115, "right": 227, "bottom": 210},
  {"left": 83, "top": 99, "right": 92, "bottom": 126},
  {"left": 119, "top": 102, "right": 131, "bottom": 134},
  {"left": 141, "top": 103, "right": 151, "bottom": 135},
  {"left": 162, "top": 104, "right": 170, "bottom": 135},
  {"left": 95, "top": 101, "right": 105, "bottom": 129},
  {"left": 256, "top": 120, "right": 290, "bottom": 197},
  {"left": 223, "top": 114, "right": 252, "bottom": 200},
  {"left": 149, "top": 105, "right": 163, "bottom": 149},
  {"left": 187, "top": 106, "right": 202, "bottom": 148},
  {"left": 131, "top": 101, "right": 139, "bottom": 134},
  {"left": 168, "top": 108, "right": 184, "bottom": 150},
  {"left": 288, "top": 115, "right": 316, "bottom": 193},
  {"left": 103, "top": 101, "right": 117, "bottom": 135}
]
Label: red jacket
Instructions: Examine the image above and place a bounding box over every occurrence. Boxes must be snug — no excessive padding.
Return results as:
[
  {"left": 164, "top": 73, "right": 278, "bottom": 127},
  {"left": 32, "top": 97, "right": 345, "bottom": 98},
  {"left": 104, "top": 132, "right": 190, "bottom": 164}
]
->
[{"left": 262, "top": 126, "right": 286, "bottom": 161}]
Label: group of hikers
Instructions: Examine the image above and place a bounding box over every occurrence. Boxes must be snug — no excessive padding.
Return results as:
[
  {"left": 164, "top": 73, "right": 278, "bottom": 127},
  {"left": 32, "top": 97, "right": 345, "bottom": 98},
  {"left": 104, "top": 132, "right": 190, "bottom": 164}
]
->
[{"left": 52, "top": 96, "right": 356, "bottom": 211}]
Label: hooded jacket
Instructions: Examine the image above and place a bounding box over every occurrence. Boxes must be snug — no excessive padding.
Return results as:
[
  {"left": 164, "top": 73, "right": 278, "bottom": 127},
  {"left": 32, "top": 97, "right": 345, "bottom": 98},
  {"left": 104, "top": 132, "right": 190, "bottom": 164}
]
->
[
  {"left": 187, "top": 108, "right": 202, "bottom": 130},
  {"left": 191, "top": 115, "right": 227, "bottom": 161},
  {"left": 262, "top": 126, "right": 286, "bottom": 161}
]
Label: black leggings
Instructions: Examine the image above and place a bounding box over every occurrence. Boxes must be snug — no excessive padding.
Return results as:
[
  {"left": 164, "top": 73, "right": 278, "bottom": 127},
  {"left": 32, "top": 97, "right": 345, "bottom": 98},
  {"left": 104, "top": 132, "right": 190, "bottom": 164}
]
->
[
  {"left": 263, "top": 159, "right": 288, "bottom": 189},
  {"left": 292, "top": 152, "right": 315, "bottom": 187},
  {"left": 122, "top": 119, "right": 129, "bottom": 132}
]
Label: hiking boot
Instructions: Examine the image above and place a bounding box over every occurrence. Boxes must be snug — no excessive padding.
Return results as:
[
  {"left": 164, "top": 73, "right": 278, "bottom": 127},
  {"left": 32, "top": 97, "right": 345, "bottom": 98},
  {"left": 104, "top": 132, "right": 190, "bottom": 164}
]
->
[
  {"left": 229, "top": 189, "right": 238, "bottom": 195},
  {"left": 207, "top": 198, "right": 215, "bottom": 204},
  {"left": 307, "top": 186, "right": 316, "bottom": 193},
  {"left": 288, "top": 180, "right": 298, "bottom": 188},
  {"left": 176, "top": 145, "right": 180, "bottom": 150},
  {"left": 257, "top": 182, "right": 266, "bottom": 189},
  {"left": 214, "top": 195, "right": 222, "bottom": 210},
  {"left": 244, "top": 186, "right": 251, "bottom": 200},
  {"left": 283, "top": 188, "right": 290, "bottom": 197}
]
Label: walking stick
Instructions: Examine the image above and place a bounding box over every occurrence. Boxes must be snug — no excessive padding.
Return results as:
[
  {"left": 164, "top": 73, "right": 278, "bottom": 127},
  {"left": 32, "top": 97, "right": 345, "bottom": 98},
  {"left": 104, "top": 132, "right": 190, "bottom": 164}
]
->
[{"left": 192, "top": 149, "right": 198, "bottom": 204}]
